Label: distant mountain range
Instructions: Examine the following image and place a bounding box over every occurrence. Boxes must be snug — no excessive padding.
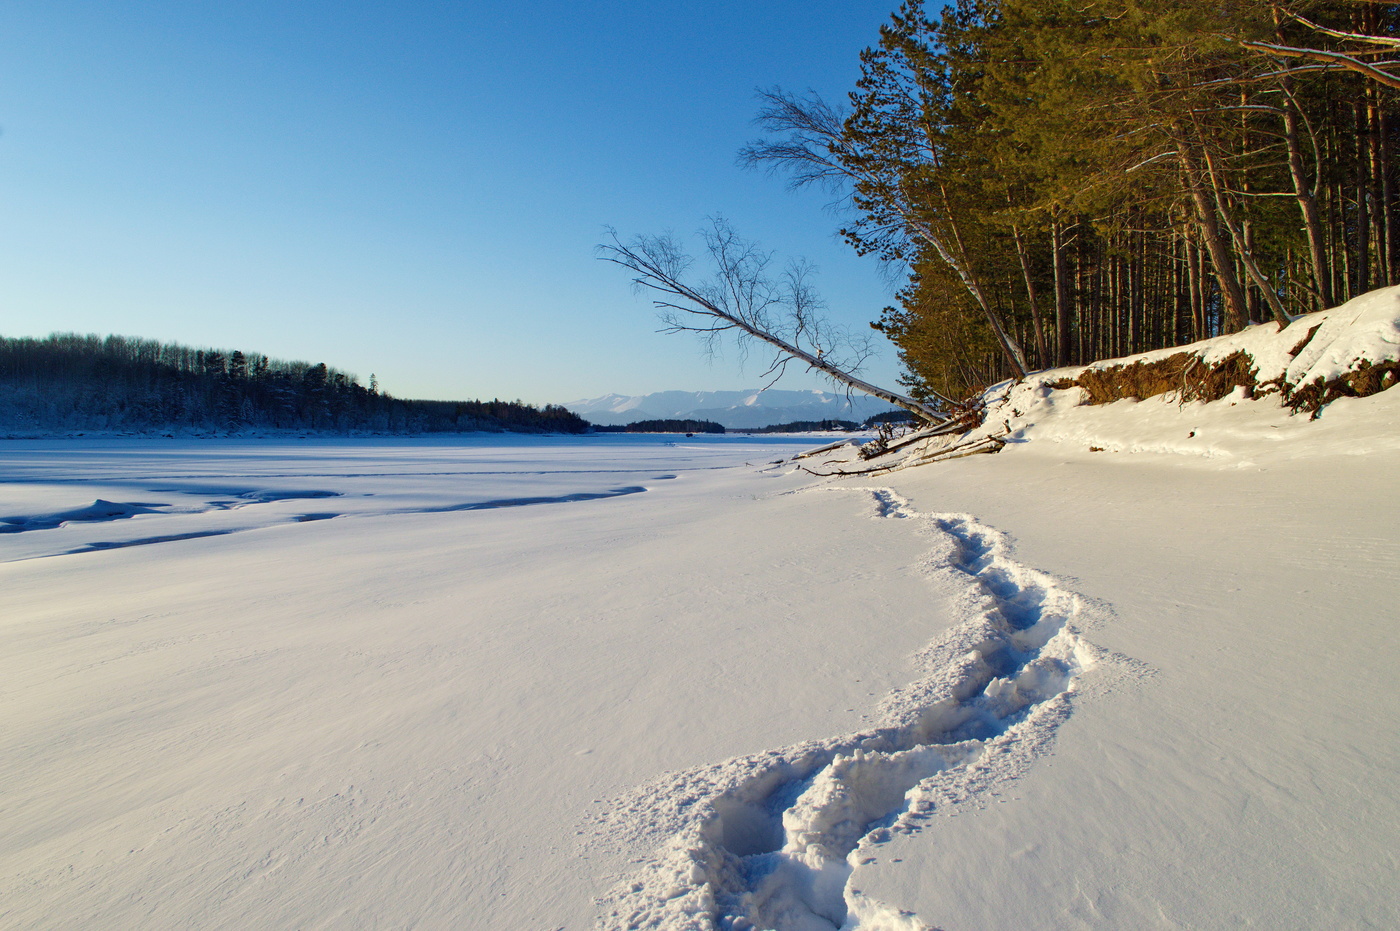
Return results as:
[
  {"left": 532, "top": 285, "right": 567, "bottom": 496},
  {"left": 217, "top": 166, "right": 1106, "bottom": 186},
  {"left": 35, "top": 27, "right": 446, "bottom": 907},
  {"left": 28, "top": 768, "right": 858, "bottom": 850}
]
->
[{"left": 562, "top": 389, "right": 898, "bottom": 429}]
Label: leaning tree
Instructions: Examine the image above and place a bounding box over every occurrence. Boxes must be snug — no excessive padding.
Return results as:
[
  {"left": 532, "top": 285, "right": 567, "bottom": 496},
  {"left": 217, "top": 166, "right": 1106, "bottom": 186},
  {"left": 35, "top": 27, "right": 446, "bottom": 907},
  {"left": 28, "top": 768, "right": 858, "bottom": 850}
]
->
[{"left": 599, "top": 218, "right": 953, "bottom": 424}]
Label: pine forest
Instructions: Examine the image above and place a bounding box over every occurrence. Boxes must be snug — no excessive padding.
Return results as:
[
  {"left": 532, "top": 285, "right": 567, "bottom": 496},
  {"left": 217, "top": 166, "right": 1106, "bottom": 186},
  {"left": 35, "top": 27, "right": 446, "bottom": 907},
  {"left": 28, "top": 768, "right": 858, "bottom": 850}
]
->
[
  {"left": 0, "top": 333, "right": 589, "bottom": 435},
  {"left": 746, "top": 0, "right": 1400, "bottom": 402}
]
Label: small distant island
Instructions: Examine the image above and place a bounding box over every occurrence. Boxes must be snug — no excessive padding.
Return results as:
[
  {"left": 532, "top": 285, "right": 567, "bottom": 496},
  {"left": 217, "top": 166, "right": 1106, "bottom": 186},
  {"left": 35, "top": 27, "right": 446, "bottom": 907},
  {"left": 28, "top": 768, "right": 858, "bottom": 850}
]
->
[
  {"left": 0, "top": 333, "right": 589, "bottom": 436},
  {"left": 590, "top": 419, "right": 728, "bottom": 434},
  {"left": 590, "top": 412, "right": 914, "bottom": 434}
]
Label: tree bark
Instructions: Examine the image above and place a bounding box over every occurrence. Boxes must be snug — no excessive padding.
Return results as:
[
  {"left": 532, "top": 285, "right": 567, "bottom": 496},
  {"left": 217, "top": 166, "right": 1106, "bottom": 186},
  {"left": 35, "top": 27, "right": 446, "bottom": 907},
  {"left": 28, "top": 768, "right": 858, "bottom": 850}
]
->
[
  {"left": 1010, "top": 223, "right": 1049, "bottom": 368},
  {"left": 1052, "top": 220, "right": 1073, "bottom": 366},
  {"left": 1175, "top": 137, "right": 1251, "bottom": 331}
]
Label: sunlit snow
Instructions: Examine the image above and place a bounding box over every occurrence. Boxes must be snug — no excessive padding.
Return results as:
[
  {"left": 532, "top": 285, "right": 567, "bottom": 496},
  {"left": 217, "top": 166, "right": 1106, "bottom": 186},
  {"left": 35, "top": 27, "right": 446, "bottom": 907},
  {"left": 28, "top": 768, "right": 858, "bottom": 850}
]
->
[{"left": 3, "top": 376, "right": 1398, "bottom": 930}]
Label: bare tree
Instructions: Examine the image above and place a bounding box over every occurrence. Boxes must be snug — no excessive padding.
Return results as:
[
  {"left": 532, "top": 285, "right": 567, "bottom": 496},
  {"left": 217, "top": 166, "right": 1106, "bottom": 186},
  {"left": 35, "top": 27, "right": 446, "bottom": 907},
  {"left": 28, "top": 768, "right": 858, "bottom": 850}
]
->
[
  {"left": 599, "top": 218, "right": 950, "bottom": 424},
  {"left": 740, "top": 88, "right": 1030, "bottom": 379}
]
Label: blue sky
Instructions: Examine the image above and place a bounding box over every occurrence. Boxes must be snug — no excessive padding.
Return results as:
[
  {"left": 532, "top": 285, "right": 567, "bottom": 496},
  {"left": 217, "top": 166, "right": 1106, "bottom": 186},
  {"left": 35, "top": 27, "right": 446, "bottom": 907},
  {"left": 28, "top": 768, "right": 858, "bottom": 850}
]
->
[{"left": 0, "top": 1, "right": 908, "bottom": 405}]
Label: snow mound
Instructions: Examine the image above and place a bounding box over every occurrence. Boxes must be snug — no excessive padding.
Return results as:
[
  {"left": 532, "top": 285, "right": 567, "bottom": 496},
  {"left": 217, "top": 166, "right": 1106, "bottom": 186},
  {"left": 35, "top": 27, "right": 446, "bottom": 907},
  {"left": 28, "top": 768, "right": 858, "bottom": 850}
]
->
[
  {"left": 1277, "top": 286, "right": 1400, "bottom": 389},
  {"left": 1069, "top": 284, "right": 1400, "bottom": 394},
  {"left": 911, "top": 286, "right": 1400, "bottom": 467}
]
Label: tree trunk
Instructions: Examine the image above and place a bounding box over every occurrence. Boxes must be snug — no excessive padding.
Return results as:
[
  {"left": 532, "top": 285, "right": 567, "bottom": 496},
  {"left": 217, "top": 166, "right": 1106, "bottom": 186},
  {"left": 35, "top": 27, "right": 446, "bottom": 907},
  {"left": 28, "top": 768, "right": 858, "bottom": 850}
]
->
[
  {"left": 1052, "top": 220, "right": 1073, "bottom": 367},
  {"left": 1368, "top": 88, "right": 1390, "bottom": 285},
  {"left": 1201, "top": 144, "right": 1293, "bottom": 326},
  {"left": 1356, "top": 101, "right": 1372, "bottom": 294},
  {"left": 910, "top": 186, "right": 1030, "bottom": 378},
  {"left": 1011, "top": 223, "right": 1049, "bottom": 367},
  {"left": 1176, "top": 138, "right": 1251, "bottom": 331},
  {"left": 1280, "top": 91, "right": 1333, "bottom": 308},
  {"left": 1383, "top": 106, "right": 1397, "bottom": 285}
]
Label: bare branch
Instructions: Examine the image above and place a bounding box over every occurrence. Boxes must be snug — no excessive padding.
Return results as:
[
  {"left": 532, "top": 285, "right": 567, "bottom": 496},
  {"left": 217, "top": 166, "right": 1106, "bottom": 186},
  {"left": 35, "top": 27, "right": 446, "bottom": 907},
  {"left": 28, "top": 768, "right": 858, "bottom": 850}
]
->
[
  {"left": 740, "top": 88, "right": 1029, "bottom": 378},
  {"left": 1238, "top": 38, "right": 1400, "bottom": 91},
  {"left": 1286, "top": 12, "right": 1400, "bottom": 49},
  {"left": 598, "top": 220, "right": 947, "bottom": 423}
]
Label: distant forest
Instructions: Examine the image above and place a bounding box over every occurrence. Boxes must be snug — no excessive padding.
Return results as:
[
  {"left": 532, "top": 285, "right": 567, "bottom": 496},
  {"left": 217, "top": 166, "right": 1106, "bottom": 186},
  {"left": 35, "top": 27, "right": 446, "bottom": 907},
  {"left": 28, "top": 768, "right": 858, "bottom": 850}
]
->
[
  {"left": 738, "top": 412, "right": 915, "bottom": 433},
  {"left": 0, "top": 333, "right": 589, "bottom": 435},
  {"left": 592, "top": 412, "right": 914, "bottom": 434},
  {"left": 592, "top": 419, "right": 728, "bottom": 434},
  {"left": 745, "top": 419, "right": 859, "bottom": 433}
]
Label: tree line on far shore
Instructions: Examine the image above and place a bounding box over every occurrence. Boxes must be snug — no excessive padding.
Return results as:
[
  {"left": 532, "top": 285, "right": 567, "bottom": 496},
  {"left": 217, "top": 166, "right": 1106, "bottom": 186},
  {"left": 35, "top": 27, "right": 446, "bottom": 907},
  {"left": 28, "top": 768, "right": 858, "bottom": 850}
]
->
[
  {"left": 0, "top": 333, "right": 589, "bottom": 435},
  {"left": 593, "top": 412, "right": 913, "bottom": 434},
  {"left": 591, "top": 419, "right": 728, "bottom": 434}
]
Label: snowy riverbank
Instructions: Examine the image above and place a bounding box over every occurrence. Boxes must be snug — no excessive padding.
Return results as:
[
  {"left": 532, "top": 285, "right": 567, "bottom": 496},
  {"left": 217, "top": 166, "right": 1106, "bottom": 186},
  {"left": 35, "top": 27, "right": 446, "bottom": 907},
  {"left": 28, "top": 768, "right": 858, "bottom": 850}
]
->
[
  {"left": 590, "top": 339, "right": 1400, "bottom": 929},
  {"left": 809, "top": 417, "right": 1400, "bottom": 929},
  {"left": 2, "top": 367, "right": 1397, "bottom": 929}
]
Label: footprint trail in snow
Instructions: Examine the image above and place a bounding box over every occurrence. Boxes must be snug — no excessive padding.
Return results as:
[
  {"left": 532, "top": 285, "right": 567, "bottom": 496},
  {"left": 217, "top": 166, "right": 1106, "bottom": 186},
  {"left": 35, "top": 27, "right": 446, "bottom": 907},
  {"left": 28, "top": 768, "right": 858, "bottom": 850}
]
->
[{"left": 590, "top": 487, "right": 1108, "bottom": 931}]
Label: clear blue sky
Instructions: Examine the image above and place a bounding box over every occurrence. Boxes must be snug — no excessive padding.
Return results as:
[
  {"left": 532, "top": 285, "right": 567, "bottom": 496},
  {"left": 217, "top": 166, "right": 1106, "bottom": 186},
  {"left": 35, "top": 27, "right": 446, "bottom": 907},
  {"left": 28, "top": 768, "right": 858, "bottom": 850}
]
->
[{"left": 0, "top": 0, "right": 910, "bottom": 406}]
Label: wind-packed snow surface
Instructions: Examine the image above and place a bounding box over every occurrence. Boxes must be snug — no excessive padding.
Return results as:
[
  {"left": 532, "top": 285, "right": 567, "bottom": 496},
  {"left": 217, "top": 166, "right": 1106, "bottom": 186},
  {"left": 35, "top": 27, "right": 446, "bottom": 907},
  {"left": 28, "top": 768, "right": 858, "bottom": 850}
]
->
[{"left": 4, "top": 334, "right": 1400, "bottom": 929}]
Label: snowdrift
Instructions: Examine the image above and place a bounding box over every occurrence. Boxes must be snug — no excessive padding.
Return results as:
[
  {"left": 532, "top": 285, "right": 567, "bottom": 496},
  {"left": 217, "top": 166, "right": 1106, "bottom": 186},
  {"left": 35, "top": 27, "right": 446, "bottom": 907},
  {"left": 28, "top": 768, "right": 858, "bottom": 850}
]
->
[
  {"left": 906, "top": 285, "right": 1400, "bottom": 467},
  {"left": 1060, "top": 284, "right": 1400, "bottom": 412}
]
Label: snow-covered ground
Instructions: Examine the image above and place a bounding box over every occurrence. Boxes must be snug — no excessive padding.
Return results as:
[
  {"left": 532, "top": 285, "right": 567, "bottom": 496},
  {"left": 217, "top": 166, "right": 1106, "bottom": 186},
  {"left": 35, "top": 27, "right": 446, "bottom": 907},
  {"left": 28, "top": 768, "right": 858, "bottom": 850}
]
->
[
  {"left": 1, "top": 433, "right": 935, "bottom": 930},
  {"left": 837, "top": 407, "right": 1400, "bottom": 929},
  {"left": 3, "top": 374, "right": 1398, "bottom": 928}
]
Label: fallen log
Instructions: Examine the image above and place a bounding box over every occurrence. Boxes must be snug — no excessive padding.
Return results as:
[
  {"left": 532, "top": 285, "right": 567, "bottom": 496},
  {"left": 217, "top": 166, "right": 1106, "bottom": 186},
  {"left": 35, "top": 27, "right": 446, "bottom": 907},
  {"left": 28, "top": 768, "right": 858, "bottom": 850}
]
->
[
  {"left": 793, "top": 439, "right": 858, "bottom": 460},
  {"left": 802, "top": 431, "right": 1006, "bottom": 477}
]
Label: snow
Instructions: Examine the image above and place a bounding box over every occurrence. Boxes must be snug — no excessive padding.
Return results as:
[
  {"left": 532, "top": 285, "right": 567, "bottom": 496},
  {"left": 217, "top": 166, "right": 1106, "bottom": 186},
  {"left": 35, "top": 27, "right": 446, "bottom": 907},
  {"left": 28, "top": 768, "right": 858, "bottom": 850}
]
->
[
  {"left": 850, "top": 446, "right": 1400, "bottom": 929},
  {"left": 3, "top": 300, "right": 1399, "bottom": 929},
  {"left": 1, "top": 434, "right": 940, "bottom": 930},
  {"left": 587, "top": 495, "right": 1105, "bottom": 930},
  {"left": 1055, "top": 284, "right": 1400, "bottom": 391}
]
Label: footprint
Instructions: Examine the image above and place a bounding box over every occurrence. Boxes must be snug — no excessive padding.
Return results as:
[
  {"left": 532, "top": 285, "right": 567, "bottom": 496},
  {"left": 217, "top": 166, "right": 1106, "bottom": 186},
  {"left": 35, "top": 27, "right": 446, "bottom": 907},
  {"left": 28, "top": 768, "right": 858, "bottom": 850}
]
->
[{"left": 592, "top": 488, "right": 1104, "bottom": 931}]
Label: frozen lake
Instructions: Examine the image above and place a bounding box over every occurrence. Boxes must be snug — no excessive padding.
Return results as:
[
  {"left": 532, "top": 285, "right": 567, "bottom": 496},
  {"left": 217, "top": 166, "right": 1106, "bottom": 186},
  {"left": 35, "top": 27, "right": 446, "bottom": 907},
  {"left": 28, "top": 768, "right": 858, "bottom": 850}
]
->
[
  {"left": 5, "top": 420, "right": 1396, "bottom": 930},
  {"left": 0, "top": 434, "right": 830, "bottom": 562},
  {"left": 1, "top": 434, "right": 957, "bottom": 930}
]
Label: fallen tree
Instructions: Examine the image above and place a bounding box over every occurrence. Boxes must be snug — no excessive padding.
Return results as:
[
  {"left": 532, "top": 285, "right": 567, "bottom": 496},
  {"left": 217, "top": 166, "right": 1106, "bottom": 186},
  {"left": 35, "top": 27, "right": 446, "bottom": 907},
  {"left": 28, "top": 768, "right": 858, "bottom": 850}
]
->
[{"left": 599, "top": 219, "right": 950, "bottom": 425}]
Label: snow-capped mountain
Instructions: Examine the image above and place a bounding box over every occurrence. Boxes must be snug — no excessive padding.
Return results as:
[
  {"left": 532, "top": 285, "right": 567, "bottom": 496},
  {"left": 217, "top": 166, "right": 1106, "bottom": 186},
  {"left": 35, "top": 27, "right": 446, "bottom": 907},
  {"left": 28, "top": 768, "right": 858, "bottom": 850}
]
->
[{"left": 561, "top": 388, "right": 898, "bottom": 429}]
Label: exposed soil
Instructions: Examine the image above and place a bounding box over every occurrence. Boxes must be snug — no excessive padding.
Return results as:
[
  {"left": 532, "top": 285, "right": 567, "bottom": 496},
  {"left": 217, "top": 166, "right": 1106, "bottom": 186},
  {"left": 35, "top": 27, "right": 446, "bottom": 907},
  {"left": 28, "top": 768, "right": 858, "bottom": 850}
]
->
[
  {"left": 1287, "top": 358, "right": 1400, "bottom": 417},
  {"left": 1048, "top": 334, "right": 1396, "bottom": 418},
  {"left": 1060, "top": 350, "right": 1259, "bottom": 406}
]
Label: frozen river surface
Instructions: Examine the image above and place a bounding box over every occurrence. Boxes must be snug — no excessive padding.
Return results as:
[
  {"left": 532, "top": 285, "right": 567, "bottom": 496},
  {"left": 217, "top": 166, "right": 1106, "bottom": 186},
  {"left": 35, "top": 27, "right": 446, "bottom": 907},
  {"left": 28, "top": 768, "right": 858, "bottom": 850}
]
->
[
  {"left": 0, "top": 435, "right": 824, "bottom": 561},
  {"left": 4, "top": 426, "right": 1397, "bottom": 931},
  {"left": 0, "top": 434, "right": 957, "bottom": 930}
]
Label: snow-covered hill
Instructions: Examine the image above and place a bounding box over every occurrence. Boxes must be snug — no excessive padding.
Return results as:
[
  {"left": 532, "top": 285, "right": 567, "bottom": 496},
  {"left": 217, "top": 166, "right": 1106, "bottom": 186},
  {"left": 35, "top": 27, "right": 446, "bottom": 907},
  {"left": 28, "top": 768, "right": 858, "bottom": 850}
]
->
[
  {"left": 562, "top": 388, "right": 896, "bottom": 428},
  {"left": 878, "top": 283, "right": 1400, "bottom": 471}
]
